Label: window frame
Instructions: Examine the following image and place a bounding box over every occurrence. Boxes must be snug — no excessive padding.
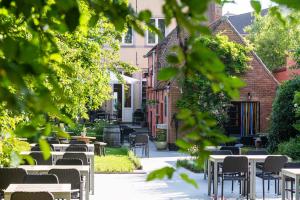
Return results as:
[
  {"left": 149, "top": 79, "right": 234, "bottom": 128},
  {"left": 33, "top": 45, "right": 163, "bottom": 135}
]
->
[
  {"left": 146, "top": 18, "right": 166, "bottom": 45},
  {"left": 121, "top": 26, "right": 134, "bottom": 46}
]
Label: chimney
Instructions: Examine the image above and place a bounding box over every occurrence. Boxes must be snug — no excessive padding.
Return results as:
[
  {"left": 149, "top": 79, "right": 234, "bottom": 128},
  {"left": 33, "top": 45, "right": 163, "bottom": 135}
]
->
[{"left": 207, "top": 2, "right": 223, "bottom": 23}]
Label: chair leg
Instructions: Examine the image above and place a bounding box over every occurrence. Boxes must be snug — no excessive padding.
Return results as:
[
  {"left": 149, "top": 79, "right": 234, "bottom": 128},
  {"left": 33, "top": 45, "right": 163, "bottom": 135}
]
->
[
  {"left": 292, "top": 180, "right": 294, "bottom": 200},
  {"left": 268, "top": 177, "right": 270, "bottom": 191},
  {"left": 275, "top": 179, "right": 277, "bottom": 194},
  {"left": 221, "top": 176, "right": 224, "bottom": 200},
  {"left": 231, "top": 180, "right": 234, "bottom": 192}
]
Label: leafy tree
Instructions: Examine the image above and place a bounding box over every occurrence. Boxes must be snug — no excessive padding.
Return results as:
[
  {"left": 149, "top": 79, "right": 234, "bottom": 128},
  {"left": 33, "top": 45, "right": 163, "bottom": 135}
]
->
[
  {"left": 268, "top": 77, "right": 300, "bottom": 152},
  {"left": 245, "top": 9, "right": 300, "bottom": 71}
]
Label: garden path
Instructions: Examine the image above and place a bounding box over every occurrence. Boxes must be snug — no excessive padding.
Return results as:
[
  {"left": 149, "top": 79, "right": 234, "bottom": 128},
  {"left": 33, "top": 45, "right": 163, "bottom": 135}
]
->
[{"left": 91, "top": 142, "right": 282, "bottom": 200}]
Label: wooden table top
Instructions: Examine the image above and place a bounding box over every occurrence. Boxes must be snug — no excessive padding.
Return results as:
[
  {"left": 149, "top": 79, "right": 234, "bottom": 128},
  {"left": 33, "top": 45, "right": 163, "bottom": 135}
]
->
[
  {"left": 71, "top": 136, "right": 96, "bottom": 140},
  {"left": 5, "top": 184, "right": 71, "bottom": 193},
  {"left": 21, "top": 151, "right": 94, "bottom": 156},
  {"left": 19, "top": 165, "right": 89, "bottom": 172}
]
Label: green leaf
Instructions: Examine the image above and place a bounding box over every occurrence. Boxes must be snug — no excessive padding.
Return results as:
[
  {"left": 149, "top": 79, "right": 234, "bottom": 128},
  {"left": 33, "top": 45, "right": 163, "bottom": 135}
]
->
[
  {"left": 138, "top": 10, "right": 152, "bottom": 22},
  {"left": 272, "top": 0, "right": 300, "bottom": 9},
  {"left": 180, "top": 173, "right": 198, "bottom": 188},
  {"left": 157, "top": 67, "right": 178, "bottom": 81},
  {"left": 250, "top": 0, "right": 261, "bottom": 14},
  {"left": 38, "top": 138, "right": 51, "bottom": 160},
  {"left": 146, "top": 167, "right": 175, "bottom": 181},
  {"left": 167, "top": 54, "right": 180, "bottom": 64}
]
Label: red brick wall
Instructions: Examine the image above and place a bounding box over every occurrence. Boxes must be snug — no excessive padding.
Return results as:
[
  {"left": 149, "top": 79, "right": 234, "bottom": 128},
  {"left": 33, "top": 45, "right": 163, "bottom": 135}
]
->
[{"left": 212, "top": 19, "right": 279, "bottom": 132}]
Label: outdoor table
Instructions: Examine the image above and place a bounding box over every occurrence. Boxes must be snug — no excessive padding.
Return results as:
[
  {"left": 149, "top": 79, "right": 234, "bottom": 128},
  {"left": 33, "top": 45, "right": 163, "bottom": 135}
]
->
[
  {"left": 282, "top": 168, "right": 300, "bottom": 200},
  {"left": 208, "top": 154, "right": 291, "bottom": 200},
  {"left": 19, "top": 165, "right": 89, "bottom": 200},
  {"left": 203, "top": 146, "right": 221, "bottom": 180},
  {"left": 21, "top": 151, "right": 95, "bottom": 195},
  {"left": 4, "top": 184, "right": 71, "bottom": 200},
  {"left": 94, "top": 142, "right": 107, "bottom": 156},
  {"left": 71, "top": 136, "right": 96, "bottom": 144},
  {"left": 30, "top": 143, "right": 95, "bottom": 152}
]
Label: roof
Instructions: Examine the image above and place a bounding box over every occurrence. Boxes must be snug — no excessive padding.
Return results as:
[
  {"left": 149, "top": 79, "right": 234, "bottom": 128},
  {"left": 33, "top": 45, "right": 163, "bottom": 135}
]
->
[{"left": 228, "top": 8, "right": 268, "bottom": 35}]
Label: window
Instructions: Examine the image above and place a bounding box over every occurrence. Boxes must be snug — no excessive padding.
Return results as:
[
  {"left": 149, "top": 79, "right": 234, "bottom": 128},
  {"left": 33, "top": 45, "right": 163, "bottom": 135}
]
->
[
  {"left": 122, "top": 27, "right": 133, "bottom": 45},
  {"left": 147, "top": 18, "right": 166, "bottom": 45},
  {"left": 164, "top": 96, "right": 168, "bottom": 117}
]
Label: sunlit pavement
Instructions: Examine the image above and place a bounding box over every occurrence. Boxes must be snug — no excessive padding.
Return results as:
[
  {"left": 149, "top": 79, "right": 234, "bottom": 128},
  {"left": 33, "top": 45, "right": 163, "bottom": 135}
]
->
[{"left": 91, "top": 142, "right": 282, "bottom": 200}]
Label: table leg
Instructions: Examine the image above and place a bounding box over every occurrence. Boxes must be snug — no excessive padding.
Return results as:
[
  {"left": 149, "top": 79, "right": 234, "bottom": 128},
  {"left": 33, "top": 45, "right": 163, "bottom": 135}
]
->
[
  {"left": 4, "top": 193, "right": 10, "bottom": 200},
  {"left": 91, "top": 156, "right": 94, "bottom": 195},
  {"left": 213, "top": 161, "right": 218, "bottom": 199},
  {"left": 86, "top": 172, "right": 90, "bottom": 200},
  {"left": 204, "top": 159, "right": 207, "bottom": 180},
  {"left": 296, "top": 176, "right": 299, "bottom": 200},
  {"left": 250, "top": 160, "right": 256, "bottom": 200},
  {"left": 208, "top": 160, "right": 211, "bottom": 195},
  {"left": 282, "top": 174, "right": 286, "bottom": 200}
]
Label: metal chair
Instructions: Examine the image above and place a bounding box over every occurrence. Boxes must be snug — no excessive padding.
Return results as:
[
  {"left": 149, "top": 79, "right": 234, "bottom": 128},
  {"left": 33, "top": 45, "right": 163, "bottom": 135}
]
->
[
  {"left": 66, "top": 145, "right": 88, "bottom": 152},
  {"left": 283, "top": 162, "right": 300, "bottom": 200},
  {"left": 131, "top": 134, "right": 149, "bottom": 157},
  {"left": 63, "top": 153, "right": 88, "bottom": 165},
  {"left": 31, "top": 144, "right": 54, "bottom": 151},
  {"left": 10, "top": 192, "right": 54, "bottom": 200},
  {"left": 48, "top": 168, "right": 83, "bottom": 200},
  {"left": 256, "top": 155, "right": 288, "bottom": 200},
  {"left": 56, "top": 158, "right": 83, "bottom": 165},
  {"left": 0, "top": 168, "right": 27, "bottom": 199},
  {"left": 70, "top": 140, "right": 86, "bottom": 144},
  {"left": 29, "top": 152, "right": 53, "bottom": 165},
  {"left": 23, "top": 174, "right": 59, "bottom": 184},
  {"left": 221, "top": 156, "right": 249, "bottom": 199},
  {"left": 220, "top": 146, "right": 240, "bottom": 155}
]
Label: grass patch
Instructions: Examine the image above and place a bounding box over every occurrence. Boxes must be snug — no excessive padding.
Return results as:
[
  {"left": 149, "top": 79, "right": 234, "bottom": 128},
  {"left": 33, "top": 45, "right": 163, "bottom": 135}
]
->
[
  {"left": 177, "top": 159, "right": 204, "bottom": 173},
  {"left": 94, "top": 147, "right": 142, "bottom": 173}
]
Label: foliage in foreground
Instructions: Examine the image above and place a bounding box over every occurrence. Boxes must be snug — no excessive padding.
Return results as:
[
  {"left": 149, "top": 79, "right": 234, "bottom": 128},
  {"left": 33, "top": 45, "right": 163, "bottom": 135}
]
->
[{"left": 268, "top": 77, "right": 300, "bottom": 152}]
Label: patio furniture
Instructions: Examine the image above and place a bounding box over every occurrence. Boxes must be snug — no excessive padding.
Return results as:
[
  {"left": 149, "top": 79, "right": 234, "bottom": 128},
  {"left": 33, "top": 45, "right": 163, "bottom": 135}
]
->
[
  {"left": 63, "top": 153, "right": 88, "bottom": 165},
  {"left": 256, "top": 155, "right": 288, "bottom": 200},
  {"left": 282, "top": 167, "right": 300, "bottom": 200},
  {"left": 23, "top": 174, "right": 59, "bottom": 184},
  {"left": 21, "top": 151, "right": 95, "bottom": 195},
  {"left": 94, "top": 142, "right": 107, "bottom": 156},
  {"left": 49, "top": 169, "right": 83, "bottom": 200},
  {"left": 120, "top": 125, "right": 135, "bottom": 144},
  {"left": 220, "top": 146, "right": 241, "bottom": 155},
  {"left": 282, "top": 162, "right": 300, "bottom": 200},
  {"left": 19, "top": 165, "right": 89, "bottom": 200},
  {"left": 131, "top": 134, "right": 149, "bottom": 157},
  {"left": 10, "top": 192, "right": 54, "bottom": 200},
  {"left": 208, "top": 154, "right": 291, "bottom": 200},
  {"left": 221, "top": 156, "right": 249, "bottom": 199},
  {"left": 0, "top": 168, "right": 27, "bottom": 199},
  {"left": 246, "top": 149, "right": 268, "bottom": 155},
  {"left": 30, "top": 152, "right": 53, "bottom": 165},
  {"left": 56, "top": 158, "right": 83, "bottom": 165},
  {"left": 5, "top": 184, "right": 71, "bottom": 200},
  {"left": 66, "top": 145, "right": 88, "bottom": 152},
  {"left": 70, "top": 140, "right": 86, "bottom": 145},
  {"left": 71, "top": 136, "right": 96, "bottom": 144}
]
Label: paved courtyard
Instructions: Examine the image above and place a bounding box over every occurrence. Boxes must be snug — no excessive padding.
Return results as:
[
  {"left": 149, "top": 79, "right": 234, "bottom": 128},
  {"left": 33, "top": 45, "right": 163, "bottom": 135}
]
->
[{"left": 91, "top": 142, "right": 283, "bottom": 200}]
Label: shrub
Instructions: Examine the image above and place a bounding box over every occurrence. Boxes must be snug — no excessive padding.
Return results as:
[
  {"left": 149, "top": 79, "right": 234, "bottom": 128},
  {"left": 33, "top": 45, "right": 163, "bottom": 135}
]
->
[
  {"left": 278, "top": 137, "right": 300, "bottom": 160},
  {"left": 177, "top": 159, "right": 203, "bottom": 173},
  {"left": 155, "top": 129, "right": 167, "bottom": 142},
  {"left": 268, "top": 77, "right": 300, "bottom": 152}
]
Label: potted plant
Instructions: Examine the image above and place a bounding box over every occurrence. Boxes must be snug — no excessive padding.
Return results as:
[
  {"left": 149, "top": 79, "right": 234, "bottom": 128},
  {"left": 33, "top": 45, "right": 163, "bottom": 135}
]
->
[{"left": 154, "top": 129, "right": 167, "bottom": 150}]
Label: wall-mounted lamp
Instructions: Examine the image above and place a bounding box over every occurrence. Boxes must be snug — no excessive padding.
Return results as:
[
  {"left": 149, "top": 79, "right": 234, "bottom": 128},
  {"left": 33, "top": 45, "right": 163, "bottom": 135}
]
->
[{"left": 247, "top": 92, "right": 252, "bottom": 101}]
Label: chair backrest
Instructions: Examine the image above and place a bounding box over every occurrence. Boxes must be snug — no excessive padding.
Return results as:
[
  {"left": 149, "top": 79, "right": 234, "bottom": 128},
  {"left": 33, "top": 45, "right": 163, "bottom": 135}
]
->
[
  {"left": 220, "top": 146, "right": 240, "bottom": 155},
  {"left": 246, "top": 149, "right": 268, "bottom": 155},
  {"left": 31, "top": 144, "right": 54, "bottom": 151},
  {"left": 56, "top": 158, "right": 83, "bottom": 165},
  {"left": 66, "top": 144, "right": 88, "bottom": 152},
  {"left": 11, "top": 192, "right": 54, "bottom": 200},
  {"left": 48, "top": 168, "right": 81, "bottom": 190},
  {"left": 210, "top": 150, "right": 232, "bottom": 155},
  {"left": 134, "top": 134, "right": 148, "bottom": 144},
  {"left": 222, "top": 156, "right": 249, "bottom": 173},
  {"left": 48, "top": 140, "right": 60, "bottom": 144},
  {"left": 284, "top": 162, "right": 300, "bottom": 168},
  {"left": 0, "top": 168, "right": 27, "bottom": 191},
  {"left": 70, "top": 140, "right": 86, "bottom": 144},
  {"left": 63, "top": 153, "right": 88, "bottom": 165},
  {"left": 23, "top": 174, "right": 59, "bottom": 184},
  {"left": 263, "top": 156, "right": 288, "bottom": 173},
  {"left": 29, "top": 152, "right": 53, "bottom": 165}
]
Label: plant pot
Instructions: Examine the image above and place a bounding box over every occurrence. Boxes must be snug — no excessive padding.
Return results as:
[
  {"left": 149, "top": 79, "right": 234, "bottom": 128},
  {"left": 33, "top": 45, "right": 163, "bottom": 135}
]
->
[{"left": 154, "top": 141, "right": 167, "bottom": 150}]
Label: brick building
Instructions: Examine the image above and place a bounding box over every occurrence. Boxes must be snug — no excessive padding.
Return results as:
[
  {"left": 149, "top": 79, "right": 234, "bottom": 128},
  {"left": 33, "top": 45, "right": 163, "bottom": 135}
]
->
[
  {"left": 273, "top": 55, "right": 300, "bottom": 83},
  {"left": 145, "top": 17, "right": 279, "bottom": 148}
]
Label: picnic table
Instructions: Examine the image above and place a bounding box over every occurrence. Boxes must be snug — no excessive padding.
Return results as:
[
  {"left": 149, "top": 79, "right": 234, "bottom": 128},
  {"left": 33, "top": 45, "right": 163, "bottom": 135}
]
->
[
  {"left": 30, "top": 143, "right": 95, "bottom": 152},
  {"left": 71, "top": 136, "right": 96, "bottom": 144},
  {"left": 4, "top": 184, "right": 71, "bottom": 200},
  {"left": 282, "top": 168, "right": 300, "bottom": 200}
]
